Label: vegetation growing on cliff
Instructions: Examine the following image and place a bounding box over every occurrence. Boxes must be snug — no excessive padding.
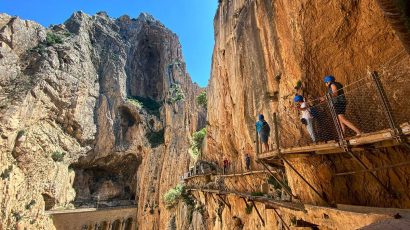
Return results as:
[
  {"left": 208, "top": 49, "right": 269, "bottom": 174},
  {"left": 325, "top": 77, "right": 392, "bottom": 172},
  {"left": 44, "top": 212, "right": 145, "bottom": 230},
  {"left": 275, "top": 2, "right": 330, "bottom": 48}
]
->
[
  {"left": 168, "top": 83, "right": 185, "bottom": 103},
  {"left": 127, "top": 96, "right": 162, "bottom": 117},
  {"left": 126, "top": 97, "right": 143, "bottom": 109},
  {"left": 250, "top": 191, "right": 265, "bottom": 197},
  {"left": 189, "top": 128, "right": 206, "bottom": 160},
  {"left": 45, "top": 32, "right": 64, "bottom": 46},
  {"left": 245, "top": 204, "right": 253, "bottom": 214},
  {"left": 196, "top": 91, "right": 207, "bottom": 108},
  {"left": 163, "top": 184, "right": 190, "bottom": 208},
  {"left": 29, "top": 31, "right": 69, "bottom": 54},
  {"left": 51, "top": 151, "right": 65, "bottom": 162}
]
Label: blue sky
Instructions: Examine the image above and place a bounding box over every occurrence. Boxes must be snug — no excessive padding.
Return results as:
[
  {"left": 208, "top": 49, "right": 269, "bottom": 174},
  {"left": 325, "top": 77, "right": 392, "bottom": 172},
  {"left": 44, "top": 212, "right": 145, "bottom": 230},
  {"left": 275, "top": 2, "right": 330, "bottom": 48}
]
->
[{"left": 0, "top": 0, "right": 217, "bottom": 87}]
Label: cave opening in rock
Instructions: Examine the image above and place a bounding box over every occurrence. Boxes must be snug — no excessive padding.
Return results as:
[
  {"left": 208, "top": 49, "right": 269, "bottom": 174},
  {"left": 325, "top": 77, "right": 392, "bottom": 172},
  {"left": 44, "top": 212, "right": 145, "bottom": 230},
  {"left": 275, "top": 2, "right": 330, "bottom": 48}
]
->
[
  {"left": 119, "top": 107, "right": 137, "bottom": 128},
  {"left": 70, "top": 154, "right": 139, "bottom": 208}
]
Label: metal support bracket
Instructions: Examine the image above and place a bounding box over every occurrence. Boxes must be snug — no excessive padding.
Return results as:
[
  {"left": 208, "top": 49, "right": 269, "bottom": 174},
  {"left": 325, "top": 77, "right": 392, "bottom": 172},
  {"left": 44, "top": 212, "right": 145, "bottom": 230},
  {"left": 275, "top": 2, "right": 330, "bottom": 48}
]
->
[
  {"left": 251, "top": 200, "right": 265, "bottom": 227},
  {"left": 272, "top": 208, "right": 290, "bottom": 230},
  {"left": 280, "top": 156, "right": 330, "bottom": 206},
  {"left": 258, "top": 160, "right": 297, "bottom": 201},
  {"left": 216, "top": 194, "right": 231, "bottom": 210},
  {"left": 346, "top": 150, "right": 398, "bottom": 198}
]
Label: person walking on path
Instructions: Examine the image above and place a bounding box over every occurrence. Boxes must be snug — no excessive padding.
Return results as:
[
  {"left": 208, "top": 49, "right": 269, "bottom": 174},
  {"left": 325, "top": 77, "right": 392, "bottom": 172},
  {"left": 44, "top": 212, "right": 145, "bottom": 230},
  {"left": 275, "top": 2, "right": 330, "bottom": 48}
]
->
[
  {"left": 245, "top": 154, "right": 251, "bottom": 171},
  {"left": 323, "top": 75, "right": 362, "bottom": 136},
  {"left": 223, "top": 158, "right": 229, "bottom": 174},
  {"left": 256, "top": 114, "right": 271, "bottom": 152},
  {"left": 294, "top": 95, "right": 316, "bottom": 143}
]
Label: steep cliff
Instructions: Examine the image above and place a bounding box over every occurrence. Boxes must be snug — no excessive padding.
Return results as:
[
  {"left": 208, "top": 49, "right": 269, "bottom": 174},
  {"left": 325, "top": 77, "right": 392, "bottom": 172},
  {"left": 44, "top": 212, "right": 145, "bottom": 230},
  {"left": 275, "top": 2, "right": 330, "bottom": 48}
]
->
[
  {"left": 0, "top": 12, "right": 205, "bottom": 229},
  {"left": 203, "top": 0, "right": 410, "bottom": 228}
]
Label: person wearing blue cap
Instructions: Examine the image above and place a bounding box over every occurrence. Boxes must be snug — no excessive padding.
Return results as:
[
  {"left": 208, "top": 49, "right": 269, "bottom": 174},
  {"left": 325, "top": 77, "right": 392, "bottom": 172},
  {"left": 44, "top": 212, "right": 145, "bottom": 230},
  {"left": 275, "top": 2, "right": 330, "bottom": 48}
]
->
[
  {"left": 323, "top": 75, "right": 361, "bottom": 136},
  {"left": 256, "top": 114, "right": 270, "bottom": 152},
  {"left": 294, "top": 95, "right": 316, "bottom": 143}
]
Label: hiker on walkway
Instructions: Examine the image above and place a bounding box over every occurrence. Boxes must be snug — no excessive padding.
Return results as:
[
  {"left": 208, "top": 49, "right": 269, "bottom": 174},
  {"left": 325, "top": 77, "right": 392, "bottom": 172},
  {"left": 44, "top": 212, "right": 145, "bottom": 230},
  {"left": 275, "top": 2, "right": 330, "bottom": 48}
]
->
[
  {"left": 256, "top": 114, "right": 270, "bottom": 152},
  {"left": 294, "top": 95, "right": 316, "bottom": 143},
  {"left": 323, "top": 75, "right": 362, "bottom": 135},
  {"left": 245, "top": 154, "right": 251, "bottom": 171},
  {"left": 223, "top": 158, "right": 229, "bottom": 174}
]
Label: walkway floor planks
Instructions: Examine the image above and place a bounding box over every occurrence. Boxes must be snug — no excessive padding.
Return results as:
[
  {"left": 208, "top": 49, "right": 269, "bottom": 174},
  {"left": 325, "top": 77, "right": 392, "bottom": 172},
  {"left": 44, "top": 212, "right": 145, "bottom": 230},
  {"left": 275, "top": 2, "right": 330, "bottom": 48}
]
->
[
  {"left": 258, "top": 122, "right": 410, "bottom": 162},
  {"left": 188, "top": 188, "right": 305, "bottom": 211}
]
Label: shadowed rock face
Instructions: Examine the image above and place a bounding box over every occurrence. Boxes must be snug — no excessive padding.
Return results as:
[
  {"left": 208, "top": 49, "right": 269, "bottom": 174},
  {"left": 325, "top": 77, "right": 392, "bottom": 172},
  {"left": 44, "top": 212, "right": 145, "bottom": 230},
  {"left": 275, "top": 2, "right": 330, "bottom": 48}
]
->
[{"left": 0, "top": 12, "right": 205, "bottom": 229}]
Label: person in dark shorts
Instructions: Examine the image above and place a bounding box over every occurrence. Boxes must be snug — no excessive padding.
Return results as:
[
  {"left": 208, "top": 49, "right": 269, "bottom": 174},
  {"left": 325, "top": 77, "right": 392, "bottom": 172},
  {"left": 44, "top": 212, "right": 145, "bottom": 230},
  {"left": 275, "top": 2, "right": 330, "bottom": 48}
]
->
[
  {"left": 256, "top": 114, "right": 270, "bottom": 152},
  {"left": 324, "top": 75, "right": 361, "bottom": 136},
  {"left": 245, "top": 154, "right": 251, "bottom": 171}
]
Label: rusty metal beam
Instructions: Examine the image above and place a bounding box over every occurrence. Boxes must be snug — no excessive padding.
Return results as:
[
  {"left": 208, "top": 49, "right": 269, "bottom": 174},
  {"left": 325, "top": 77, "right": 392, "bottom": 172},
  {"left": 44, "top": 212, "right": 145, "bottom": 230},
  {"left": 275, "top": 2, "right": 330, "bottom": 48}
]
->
[
  {"left": 216, "top": 194, "right": 231, "bottom": 210},
  {"left": 258, "top": 161, "right": 296, "bottom": 200},
  {"left": 280, "top": 157, "right": 330, "bottom": 206},
  {"left": 345, "top": 151, "right": 397, "bottom": 198},
  {"left": 251, "top": 200, "right": 265, "bottom": 227},
  {"left": 272, "top": 208, "right": 290, "bottom": 230}
]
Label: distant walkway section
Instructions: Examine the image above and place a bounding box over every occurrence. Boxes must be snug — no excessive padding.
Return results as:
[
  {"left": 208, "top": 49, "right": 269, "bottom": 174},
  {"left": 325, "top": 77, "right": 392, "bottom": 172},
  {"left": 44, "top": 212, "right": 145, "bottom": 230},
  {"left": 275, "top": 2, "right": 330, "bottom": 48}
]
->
[{"left": 47, "top": 206, "right": 136, "bottom": 230}]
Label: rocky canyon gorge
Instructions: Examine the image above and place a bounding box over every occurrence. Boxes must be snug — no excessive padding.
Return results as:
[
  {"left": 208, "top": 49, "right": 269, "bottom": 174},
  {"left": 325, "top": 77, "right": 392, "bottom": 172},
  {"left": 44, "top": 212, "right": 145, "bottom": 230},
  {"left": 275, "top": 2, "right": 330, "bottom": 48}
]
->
[
  {"left": 0, "top": 11, "right": 205, "bottom": 229},
  {"left": 1, "top": 0, "right": 410, "bottom": 229}
]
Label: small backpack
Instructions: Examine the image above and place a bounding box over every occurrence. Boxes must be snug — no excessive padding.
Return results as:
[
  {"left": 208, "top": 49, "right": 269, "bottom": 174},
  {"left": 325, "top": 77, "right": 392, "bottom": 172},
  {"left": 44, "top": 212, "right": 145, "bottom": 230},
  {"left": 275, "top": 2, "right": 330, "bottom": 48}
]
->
[{"left": 261, "top": 121, "right": 270, "bottom": 134}]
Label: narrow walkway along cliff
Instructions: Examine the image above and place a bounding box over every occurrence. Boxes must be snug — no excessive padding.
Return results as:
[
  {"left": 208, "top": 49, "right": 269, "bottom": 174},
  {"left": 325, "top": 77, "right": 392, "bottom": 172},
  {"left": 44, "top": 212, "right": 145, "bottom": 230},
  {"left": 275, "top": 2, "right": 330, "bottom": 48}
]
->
[{"left": 1, "top": 0, "right": 410, "bottom": 229}]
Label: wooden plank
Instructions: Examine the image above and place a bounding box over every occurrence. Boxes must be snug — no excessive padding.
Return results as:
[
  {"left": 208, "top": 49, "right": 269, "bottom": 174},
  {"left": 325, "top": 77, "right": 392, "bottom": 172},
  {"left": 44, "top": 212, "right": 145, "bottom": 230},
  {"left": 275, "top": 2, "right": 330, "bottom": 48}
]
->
[
  {"left": 258, "top": 150, "right": 279, "bottom": 159},
  {"left": 400, "top": 122, "right": 410, "bottom": 135},
  {"left": 281, "top": 142, "right": 340, "bottom": 154},
  {"left": 349, "top": 130, "right": 393, "bottom": 146},
  {"left": 220, "top": 170, "right": 267, "bottom": 178}
]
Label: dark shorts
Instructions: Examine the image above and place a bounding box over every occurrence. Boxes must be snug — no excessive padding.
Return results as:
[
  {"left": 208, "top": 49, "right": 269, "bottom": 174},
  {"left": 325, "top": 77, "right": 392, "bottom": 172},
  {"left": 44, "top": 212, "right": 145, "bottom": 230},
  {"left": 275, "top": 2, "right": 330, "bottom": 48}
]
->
[
  {"left": 259, "top": 133, "right": 269, "bottom": 143},
  {"left": 334, "top": 102, "right": 346, "bottom": 115}
]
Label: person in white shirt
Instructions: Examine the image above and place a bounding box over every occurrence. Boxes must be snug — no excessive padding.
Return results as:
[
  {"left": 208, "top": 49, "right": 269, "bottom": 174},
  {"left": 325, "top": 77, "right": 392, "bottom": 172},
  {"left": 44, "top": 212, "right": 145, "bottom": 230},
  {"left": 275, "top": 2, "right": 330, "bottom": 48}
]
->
[{"left": 294, "top": 95, "right": 316, "bottom": 143}]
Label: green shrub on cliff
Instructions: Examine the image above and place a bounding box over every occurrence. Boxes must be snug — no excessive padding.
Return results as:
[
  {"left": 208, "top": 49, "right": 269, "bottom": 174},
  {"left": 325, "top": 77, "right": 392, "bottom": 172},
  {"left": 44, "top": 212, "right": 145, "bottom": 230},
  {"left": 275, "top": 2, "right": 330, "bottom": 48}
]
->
[
  {"left": 189, "top": 128, "right": 206, "bottom": 160},
  {"left": 46, "top": 32, "right": 64, "bottom": 46},
  {"left": 51, "top": 151, "right": 65, "bottom": 162},
  {"left": 126, "top": 97, "right": 143, "bottom": 109},
  {"left": 196, "top": 91, "right": 207, "bottom": 108},
  {"left": 245, "top": 204, "right": 253, "bottom": 214},
  {"left": 128, "top": 96, "right": 162, "bottom": 117},
  {"left": 163, "top": 184, "right": 185, "bottom": 208},
  {"left": 250, "top": 191, "right": 264, "bottom": 197},
  {"left": 168, "top": 83, "right": 185, "bottom": 104}
]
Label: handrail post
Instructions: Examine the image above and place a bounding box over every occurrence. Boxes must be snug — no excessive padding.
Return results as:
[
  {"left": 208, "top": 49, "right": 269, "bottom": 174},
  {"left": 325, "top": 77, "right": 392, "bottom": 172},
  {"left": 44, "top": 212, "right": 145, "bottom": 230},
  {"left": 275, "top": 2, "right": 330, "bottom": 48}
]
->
[
  {"left": 370, "top": 71, "right": 403, "bottom": 142},
  {"left": 273, "top": 113, "right": 281, "bottom": 156}
]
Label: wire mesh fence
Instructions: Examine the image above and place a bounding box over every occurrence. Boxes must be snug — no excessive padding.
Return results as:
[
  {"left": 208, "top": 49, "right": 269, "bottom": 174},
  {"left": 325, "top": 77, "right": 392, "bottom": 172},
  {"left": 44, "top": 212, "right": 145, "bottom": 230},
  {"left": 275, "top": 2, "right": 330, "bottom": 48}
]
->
[
  {"left": 338, "top": 77, "right": 391, "bottom": 138},
  {"left": 378, "top": 55, "right": 410, "bottom": 127},
  {"left": 256, "top": 55, "right": 409, "bottom": 155}
]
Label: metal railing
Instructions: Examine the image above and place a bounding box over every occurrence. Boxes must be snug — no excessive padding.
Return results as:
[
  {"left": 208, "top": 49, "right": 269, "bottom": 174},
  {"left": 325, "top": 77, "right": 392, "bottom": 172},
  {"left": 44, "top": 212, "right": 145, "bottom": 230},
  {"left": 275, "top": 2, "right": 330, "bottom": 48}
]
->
[
  {"left": 256, "top": 69, "right": 410, "bottom": 155},
  {"left": 255, "top": 61, "right": 410, "bottom": 204}
]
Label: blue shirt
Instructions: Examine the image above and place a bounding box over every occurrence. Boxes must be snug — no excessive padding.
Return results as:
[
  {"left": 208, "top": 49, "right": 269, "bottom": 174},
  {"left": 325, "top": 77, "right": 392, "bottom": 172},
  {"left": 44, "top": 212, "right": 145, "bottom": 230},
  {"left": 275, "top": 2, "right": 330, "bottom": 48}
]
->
[{"left": 255, "top": 120, "right": 263, "bottom": 133}]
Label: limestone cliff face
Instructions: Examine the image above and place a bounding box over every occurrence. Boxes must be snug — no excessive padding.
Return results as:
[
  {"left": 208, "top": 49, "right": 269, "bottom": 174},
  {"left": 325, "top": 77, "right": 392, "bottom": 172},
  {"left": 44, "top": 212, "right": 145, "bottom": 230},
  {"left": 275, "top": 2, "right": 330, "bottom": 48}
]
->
[
  {"left": 206, "top": 0, "right": 410, "bottom": 225},
  {"left": 0, "top": 12, "right": 204, "bottom": 229}
]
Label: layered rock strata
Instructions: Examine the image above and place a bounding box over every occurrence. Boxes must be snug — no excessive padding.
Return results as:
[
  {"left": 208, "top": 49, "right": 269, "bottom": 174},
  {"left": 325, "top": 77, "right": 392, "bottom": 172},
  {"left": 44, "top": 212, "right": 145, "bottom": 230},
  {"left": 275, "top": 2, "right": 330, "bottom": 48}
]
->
[{"left": 0, "top": 12, "right": 205, "bottom": 229}]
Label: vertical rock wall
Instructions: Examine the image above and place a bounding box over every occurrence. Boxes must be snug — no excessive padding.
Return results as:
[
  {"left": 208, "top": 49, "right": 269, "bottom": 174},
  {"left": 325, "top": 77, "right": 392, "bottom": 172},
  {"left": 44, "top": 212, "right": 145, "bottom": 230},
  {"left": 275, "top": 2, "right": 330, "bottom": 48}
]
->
[{"left": 206, "top": 0, "right": 410, "bottom": 214}]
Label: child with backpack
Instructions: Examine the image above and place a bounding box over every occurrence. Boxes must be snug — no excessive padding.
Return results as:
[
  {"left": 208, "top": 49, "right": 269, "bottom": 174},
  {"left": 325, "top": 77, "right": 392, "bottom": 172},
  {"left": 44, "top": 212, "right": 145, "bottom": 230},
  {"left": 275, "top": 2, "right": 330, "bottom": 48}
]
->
[
  {"left": 294, "top": 95, "right": 316, "bottom": 143},
  {"left": 256, "top": 114, "right": 271, "bottom": 152}
]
